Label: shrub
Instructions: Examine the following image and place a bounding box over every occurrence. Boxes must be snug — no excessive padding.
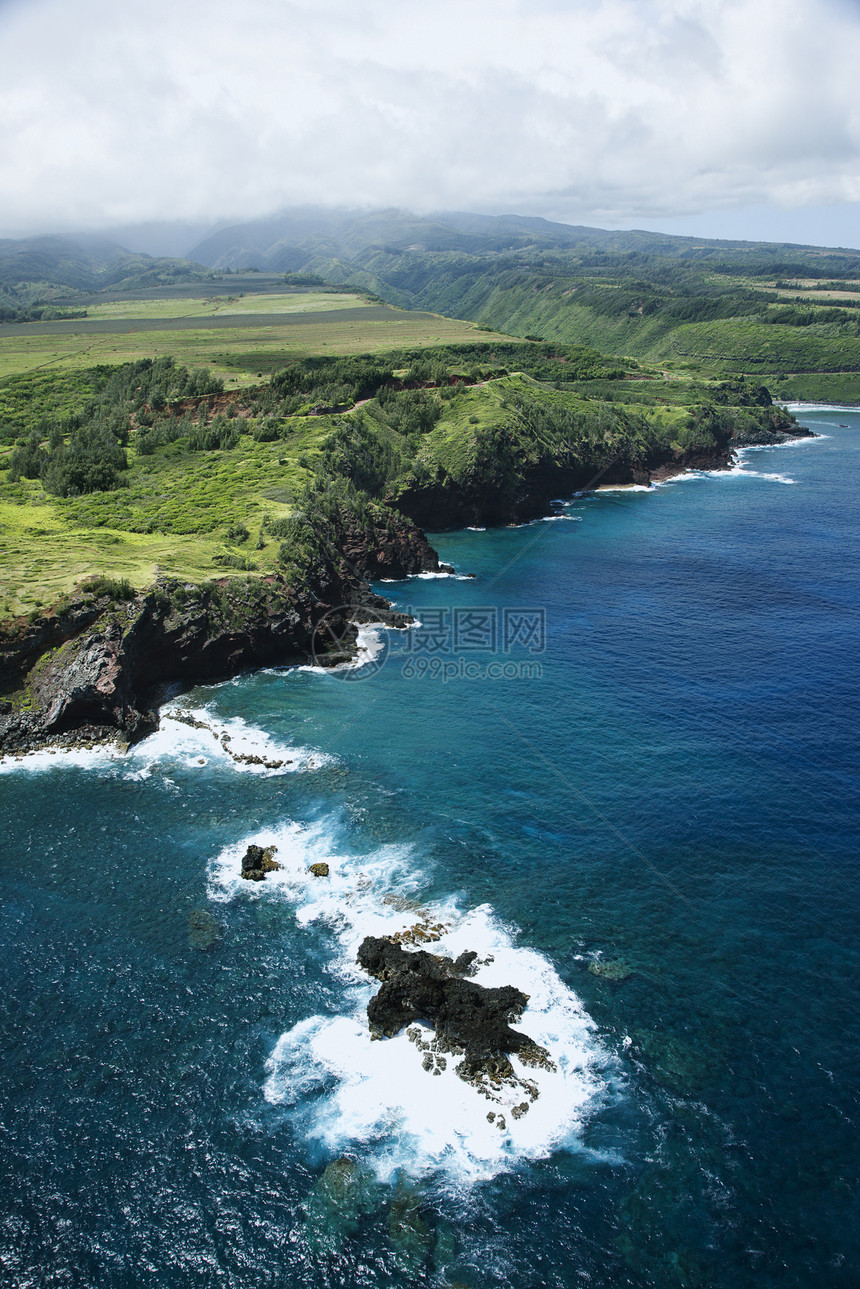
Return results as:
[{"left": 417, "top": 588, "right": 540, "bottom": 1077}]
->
[
  {"left": 79, "top": 575, "right": 135, "bottom": 601},
  {"left": 7, "top": 434, "right": 46, "bottom": 480},
  {"left": 212, "top": 552, "right": 255, "bottom": 570},
  {"left": 266, "top": 516, "right": 295, "bottom": 538}
]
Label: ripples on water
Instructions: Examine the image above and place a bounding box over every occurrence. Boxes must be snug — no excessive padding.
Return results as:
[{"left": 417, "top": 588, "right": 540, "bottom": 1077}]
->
[{"left": 1, "top": 414, "right": 858, "bottom": 1287}]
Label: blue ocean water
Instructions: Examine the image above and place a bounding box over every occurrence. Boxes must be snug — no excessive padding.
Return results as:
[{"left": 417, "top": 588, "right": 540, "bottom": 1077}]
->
[{"left": 2, "top": 411, "right": 859, "bottom": 1288}]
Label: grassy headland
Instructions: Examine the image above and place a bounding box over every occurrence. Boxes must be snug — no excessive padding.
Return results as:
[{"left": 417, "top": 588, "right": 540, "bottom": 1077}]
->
[{"left": 0, "top": 324, "right": 797, "bottom": 617}]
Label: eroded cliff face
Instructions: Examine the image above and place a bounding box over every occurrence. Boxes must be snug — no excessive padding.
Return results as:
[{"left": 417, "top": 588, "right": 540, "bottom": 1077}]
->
[
  {"left": 393, "top": 417, "right": 812, "bottom": 530},
  {"left": 0, "top": 408, "right": 810, "bottom": 754},
  {"left": 0, "top": 510, "right": 441, "bottom": 754}
]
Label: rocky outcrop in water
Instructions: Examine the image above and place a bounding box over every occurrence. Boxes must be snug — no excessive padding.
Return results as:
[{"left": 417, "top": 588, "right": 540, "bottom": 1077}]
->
[
  {"left": 240, "top": 844, "right": 282, "bottom": 881},
  {"left": 357, "top": 935, "right": 553, "bottom": 1087}
]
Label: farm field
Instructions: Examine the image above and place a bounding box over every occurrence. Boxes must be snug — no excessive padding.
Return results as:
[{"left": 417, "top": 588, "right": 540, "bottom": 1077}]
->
[
  {"left": 0, "top": 287, "right": 505, "bottom": 384},
  {"left": 51, "top": 291, "right": 370, "bottom": 323}
]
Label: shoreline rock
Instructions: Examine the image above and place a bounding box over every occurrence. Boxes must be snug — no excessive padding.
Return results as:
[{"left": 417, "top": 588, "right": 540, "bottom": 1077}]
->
[{"left": 240, "top": 844, "right": 282, "bottom": 881}]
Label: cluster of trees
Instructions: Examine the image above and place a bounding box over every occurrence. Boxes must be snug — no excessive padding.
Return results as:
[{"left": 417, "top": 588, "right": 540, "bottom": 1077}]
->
[
  {"left": 257, "top": 341, "right": 623, "bottom": 426},
  {"left": 7, "top": 356, "right": 225, "bottom": 495},
  {"left": 0, "top": 304, "right": 88, "bottom": 323},
  {"left": 315, "top": 414, "right": 409, "bottom": 498},
  {"left": 266, "top": 355, "right": 395, "bottom": 414},
  {"left": 9, "top": 422, "right": 128, "bottom": 496},
  {"left": 703, "top": 379, "right": 772, "bottom": 407},
  {"left": 106, "top": 356, "right": 223, "bottom": 412},
  {"left": 186, "top": 414, "right": 241, "bottom": 453}
]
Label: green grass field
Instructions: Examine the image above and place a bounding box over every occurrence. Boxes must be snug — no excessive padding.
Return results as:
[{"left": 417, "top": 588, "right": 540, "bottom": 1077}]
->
[
  {"left": 0, "top": 421, "right": 335, "bottom": 616},
  {"left": 77, "top": 291, "right": 370, "bottom": 321},
  {"left": 0, "top": 289, "right": 506, "bottom": 385}
]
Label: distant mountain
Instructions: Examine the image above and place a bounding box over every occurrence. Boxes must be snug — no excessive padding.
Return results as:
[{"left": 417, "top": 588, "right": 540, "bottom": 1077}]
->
[
  {"left": 185, "top": 205, "right": 850, "bottom": 274},
  {"left": 6, "top": 212, "right": 860, "bottom": 398},
  {"left": 0, "top": 235, "right": 210, "bottom": 307}
]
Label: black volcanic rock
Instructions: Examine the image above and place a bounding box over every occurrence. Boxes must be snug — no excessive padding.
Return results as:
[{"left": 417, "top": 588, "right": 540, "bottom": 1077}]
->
[
  {"left": 240, "top": 844, "right": 281, "bottom": 881},
  {"left": 357, "top": 935, "right": 551, "bottom": 1081}
]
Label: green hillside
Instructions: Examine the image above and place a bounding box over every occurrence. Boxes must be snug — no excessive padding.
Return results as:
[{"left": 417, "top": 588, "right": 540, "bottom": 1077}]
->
[
  {"left": 0, "top": 235, "right": 211, "bottom": 318},
  {"left": 184, "top": 209, "right": 860, "bottom": 401},
  {"left": 0, "top": 337, "right": 796, "bottom": 616}
]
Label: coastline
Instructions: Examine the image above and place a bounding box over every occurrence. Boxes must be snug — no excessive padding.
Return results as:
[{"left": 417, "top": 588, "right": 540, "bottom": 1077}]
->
[
  {"left": 0, "top": 420, "right": 814, "bottom": 761},
  {"left": 3, "top": 404, "right": 857, "bottom": 1285},
  {"left": 0, "top": 509, "right": 442, "bottom": 758}
]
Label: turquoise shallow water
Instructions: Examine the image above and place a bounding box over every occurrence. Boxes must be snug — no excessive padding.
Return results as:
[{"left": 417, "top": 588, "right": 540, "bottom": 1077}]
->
[{"left": 1, "top": 411, "right": 859, "bottom": 1287}]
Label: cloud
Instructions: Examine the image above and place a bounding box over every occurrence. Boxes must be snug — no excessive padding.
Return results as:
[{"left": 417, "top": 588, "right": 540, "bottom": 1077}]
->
[{"left": 1, "top": 0, "right": 859, "bottom": 236}]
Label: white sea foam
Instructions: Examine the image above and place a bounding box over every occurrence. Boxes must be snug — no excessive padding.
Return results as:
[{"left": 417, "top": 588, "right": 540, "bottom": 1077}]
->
[
  {"left": 336, "top": 622, "right": 388, "bottom": 670},
  {"left": 780, "top": 402, "right": 859, "bottom": 412},
  {"left": 662, "top": 461, "right": 797, "bottom": 486},
  {"left": 380, "top": 571, "right": 470, "bottom": 582},
  {"left": 0, "top": 742, "right": 126, "bottom": 775},
  {"left": 729, "top": 466, "right": 797, "bottom": 484},
  {"left": 290, "top": 620, "right": 395, "bottom": 678},
  {"left": 126, "top": 703, "right": 329, "bottom": 778},
  {"left": 208, "top": 820, "right": 607, "bottom": 1184},
  {"left": 738, "top": 433, "right": 831, "bottom": 446}
]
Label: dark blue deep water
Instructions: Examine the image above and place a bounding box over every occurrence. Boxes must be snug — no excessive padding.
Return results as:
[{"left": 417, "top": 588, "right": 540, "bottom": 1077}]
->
[{"left": 2, "top": 411, "right": 859, "bottom": 1288}]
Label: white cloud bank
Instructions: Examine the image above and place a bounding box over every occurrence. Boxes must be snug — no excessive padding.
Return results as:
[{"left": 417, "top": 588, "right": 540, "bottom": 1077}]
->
[{"left": 1, "top": 0, "right": 859, "bottom": 237}]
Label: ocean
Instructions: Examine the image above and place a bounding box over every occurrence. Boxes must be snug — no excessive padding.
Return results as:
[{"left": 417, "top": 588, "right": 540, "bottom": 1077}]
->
[{"left": 1, "top": 408, "right": 858, "bottom": 1288}]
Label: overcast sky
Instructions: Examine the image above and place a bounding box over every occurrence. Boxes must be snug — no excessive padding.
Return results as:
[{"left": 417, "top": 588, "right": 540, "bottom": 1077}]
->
[{"left": 2, "top": 0, "right": 860, "bottom": 248}]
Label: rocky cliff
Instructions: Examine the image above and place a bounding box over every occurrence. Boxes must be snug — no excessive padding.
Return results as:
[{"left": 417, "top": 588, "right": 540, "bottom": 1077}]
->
[
  {"left": 393, "top": 415, "right": 812, "bottom": 530},
  {"left": 0, "top": 508, "right": 442, "bottom": 754}
]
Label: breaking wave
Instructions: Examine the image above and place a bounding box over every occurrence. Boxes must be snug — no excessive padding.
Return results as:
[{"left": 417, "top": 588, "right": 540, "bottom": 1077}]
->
[{"left": 208, "top": 819, "right": 609, "bottom": 1185}]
